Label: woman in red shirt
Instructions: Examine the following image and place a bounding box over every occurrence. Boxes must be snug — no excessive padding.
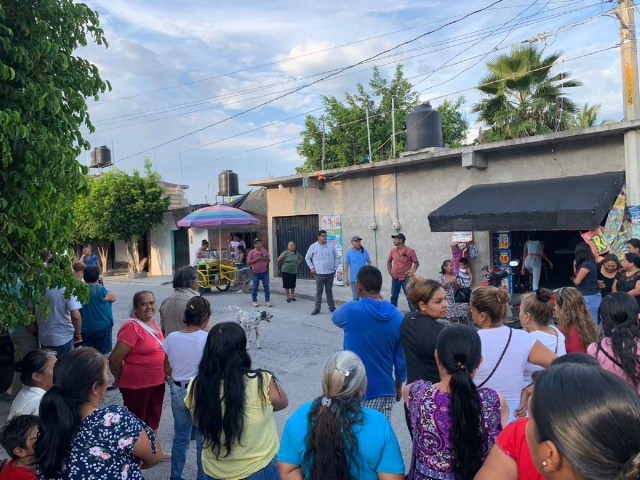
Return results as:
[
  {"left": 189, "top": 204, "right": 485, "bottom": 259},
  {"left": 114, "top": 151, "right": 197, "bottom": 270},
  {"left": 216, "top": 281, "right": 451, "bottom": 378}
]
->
[
  {"left": 109, "top": 291, "right": 168, "bottom": 456},
  {"left": 552, "top": 287, "right": 597, "bottom": 354}
]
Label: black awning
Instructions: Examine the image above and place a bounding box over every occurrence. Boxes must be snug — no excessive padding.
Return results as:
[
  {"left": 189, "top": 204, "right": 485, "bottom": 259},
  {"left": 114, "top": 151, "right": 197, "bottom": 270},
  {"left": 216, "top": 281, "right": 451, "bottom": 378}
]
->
[{"left": 428, "top": 171, "right": 625, "bottom": 232}]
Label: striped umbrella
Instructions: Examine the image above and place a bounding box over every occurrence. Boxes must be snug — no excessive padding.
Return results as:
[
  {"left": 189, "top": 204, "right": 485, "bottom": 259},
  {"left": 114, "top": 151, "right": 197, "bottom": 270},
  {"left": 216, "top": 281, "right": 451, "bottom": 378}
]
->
[{"left": 177, "top": 205, "right": 261, "bottom": 256}]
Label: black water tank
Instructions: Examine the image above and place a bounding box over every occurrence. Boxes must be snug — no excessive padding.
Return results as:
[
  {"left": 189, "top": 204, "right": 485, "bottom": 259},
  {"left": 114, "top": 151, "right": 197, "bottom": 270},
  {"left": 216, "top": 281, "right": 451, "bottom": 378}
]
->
[
  {"left": 405, "top": 102, "right": 443, "bottom": 151},
  {"left": 90, "top": 146, "right": 112, "bottom": 168},
  {"left": 218, "top": 170, "right": 239, "bottom": 196}
]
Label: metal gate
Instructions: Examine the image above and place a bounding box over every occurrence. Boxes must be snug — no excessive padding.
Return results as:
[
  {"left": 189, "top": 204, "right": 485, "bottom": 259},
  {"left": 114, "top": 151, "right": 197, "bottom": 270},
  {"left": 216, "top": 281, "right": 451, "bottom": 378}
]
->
[
  {"left": 274, "top": 215, "right": 319, "bottom": 280},
  {"left": 173, "top": 229, "right": 191, "bottom": 271}
]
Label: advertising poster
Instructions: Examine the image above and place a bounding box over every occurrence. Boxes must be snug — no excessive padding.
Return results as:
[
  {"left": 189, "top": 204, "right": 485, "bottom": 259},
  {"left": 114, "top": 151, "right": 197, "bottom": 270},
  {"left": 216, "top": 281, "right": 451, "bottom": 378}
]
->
[
  {"left": 492, "top": 232, "right": 513, "bottom": 293},
  {"left": 628, "top": 205, "right": 640, "bottom": 239},
  {"left": 321, "top": 214, "right": 344, "bottom": 286},
  {"left": 452, "top": 232, "right": 473, "bottom": 243},
  {"left": 604, "top": 187, "right": 627, "bottom": 246}
]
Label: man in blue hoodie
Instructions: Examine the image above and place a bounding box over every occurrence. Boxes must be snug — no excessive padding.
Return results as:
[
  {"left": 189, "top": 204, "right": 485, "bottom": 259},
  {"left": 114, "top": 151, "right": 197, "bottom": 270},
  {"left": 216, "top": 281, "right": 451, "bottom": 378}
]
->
[{"left": 331, "top": 265, "right": 406, "bottom": 421}]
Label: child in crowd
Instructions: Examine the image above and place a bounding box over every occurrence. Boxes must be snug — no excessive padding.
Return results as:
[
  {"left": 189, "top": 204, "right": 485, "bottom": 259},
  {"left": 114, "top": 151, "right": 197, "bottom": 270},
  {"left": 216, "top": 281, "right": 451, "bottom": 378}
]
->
[{"left": 0, "top": 414, "right": 38, "bottom": 480}]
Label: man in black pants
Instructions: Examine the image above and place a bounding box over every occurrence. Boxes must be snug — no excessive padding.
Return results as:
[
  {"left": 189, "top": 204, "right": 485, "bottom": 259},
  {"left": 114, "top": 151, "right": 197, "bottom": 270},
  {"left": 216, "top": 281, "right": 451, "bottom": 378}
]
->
[{"left": 305, "top": 230, "right": 339, "bottom": 315}]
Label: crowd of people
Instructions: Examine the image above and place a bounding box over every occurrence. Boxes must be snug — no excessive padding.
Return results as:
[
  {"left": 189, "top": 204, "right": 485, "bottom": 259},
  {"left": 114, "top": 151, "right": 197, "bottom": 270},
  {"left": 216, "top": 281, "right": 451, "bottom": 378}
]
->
[{"left": 3, "top": 237, "right": 640, "bottom": 480}]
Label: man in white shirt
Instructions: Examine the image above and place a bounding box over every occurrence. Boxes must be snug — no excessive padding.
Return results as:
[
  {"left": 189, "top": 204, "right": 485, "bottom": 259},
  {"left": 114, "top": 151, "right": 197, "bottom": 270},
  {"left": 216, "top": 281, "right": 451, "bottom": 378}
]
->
[
  {"left": 36, "top": 280, "right": 82, "bottom": 357},
  {"left": 305, "top": 230, "right": 340, "bottom": 316},
  {"left": 229, "top": 234, "right": 246, "bottom": 255}
]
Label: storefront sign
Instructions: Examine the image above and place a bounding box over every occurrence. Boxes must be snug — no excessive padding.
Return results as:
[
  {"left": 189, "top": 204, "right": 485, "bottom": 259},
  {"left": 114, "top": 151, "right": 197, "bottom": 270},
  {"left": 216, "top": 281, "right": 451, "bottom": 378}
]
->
[
  {"left": 582, "top": 229, "right": 609, "bottom": 262},
  {"left": 604, "top": 187, "right": 627, "bottom": 246},
  {"left": 451, "top": 231, "right": 473, "bottom": 243},
  {"left": 321, "top": 214, "right": 344, "bottom": 286}
]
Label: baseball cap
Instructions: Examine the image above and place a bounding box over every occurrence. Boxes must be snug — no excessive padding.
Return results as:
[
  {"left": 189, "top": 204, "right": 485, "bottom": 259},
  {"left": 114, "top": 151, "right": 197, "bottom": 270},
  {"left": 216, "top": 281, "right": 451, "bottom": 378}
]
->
[
  {"left": 391, "top": 233, "right": 406, "bottom": 241},
  {"left": 253, "top": 238, "right": 262, "bottom": 243},
  {"left": 351, "top": 235, "right": 362, "bottom": 242}
]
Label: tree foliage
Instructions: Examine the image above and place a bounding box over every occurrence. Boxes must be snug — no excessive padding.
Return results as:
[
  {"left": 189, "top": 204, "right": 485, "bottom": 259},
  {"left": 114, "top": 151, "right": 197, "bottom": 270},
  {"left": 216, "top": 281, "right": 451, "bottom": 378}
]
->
[
  {"left": 437, "top": 96, "right": 469, "bottom": 148},
  {"left": 0, "top": 1, "right": 110, "bottom": 328},
  {"left": 472, "top": 46, "right": 581, "bottom": 142},
  {"left": 84, "top": 160, "right": 170, "bottom": 273},
  {"left": 571, "top": 102, "right": 602, "bottom": 129},
  {"left": 296, "top": 66, "right": 419, "bottom": 173}
]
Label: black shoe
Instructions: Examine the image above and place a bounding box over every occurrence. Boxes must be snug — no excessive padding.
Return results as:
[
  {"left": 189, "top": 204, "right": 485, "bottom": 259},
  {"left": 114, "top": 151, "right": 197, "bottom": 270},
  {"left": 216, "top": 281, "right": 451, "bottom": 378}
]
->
[
  {"left": 287, "top": 298, "right": 291, "bottom": 303},
  {"left": 329, "top": 308, "right": 336, "bottom": 313},
  {"left": 311, "top": 309, "right": 320, "bottom": 315},
  {"left": 291, "top": 297, "right": 297, "bottom": 301}
]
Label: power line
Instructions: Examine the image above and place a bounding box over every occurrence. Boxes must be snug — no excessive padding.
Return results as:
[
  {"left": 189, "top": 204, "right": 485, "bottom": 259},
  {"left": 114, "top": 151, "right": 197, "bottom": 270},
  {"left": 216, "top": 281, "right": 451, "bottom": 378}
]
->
[
  {"left": 92, "top": 0, "right": 597, "bottom": 128},
  {"left": 91, "top": 1, "right": 575, "bottom": 107},
  {"left": 94, "top": 2, "right": 600, "bottom": 136},
  {"left": 114, "top": 0, "right": 507, "bottom": 164}
]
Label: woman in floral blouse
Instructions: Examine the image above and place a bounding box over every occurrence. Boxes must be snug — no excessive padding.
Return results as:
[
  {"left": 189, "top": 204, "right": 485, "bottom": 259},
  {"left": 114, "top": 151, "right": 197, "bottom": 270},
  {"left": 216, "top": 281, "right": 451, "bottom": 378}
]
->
[{"left": 35, "top": 348, "right": 163, "bottom": 479}]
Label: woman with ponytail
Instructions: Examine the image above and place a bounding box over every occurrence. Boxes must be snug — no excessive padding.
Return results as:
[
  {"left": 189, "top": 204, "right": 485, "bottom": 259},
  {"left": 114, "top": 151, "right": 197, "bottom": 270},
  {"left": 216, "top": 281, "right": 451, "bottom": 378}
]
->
[
  {"left": 404, "top": 325, "right": 506, "bottom": 480},
  {"left": 35, "top": 348, "right": 163, "bottom": 479},
  {"left": 278, "top": 351, "right": 405, "bottom": 480},
  {"left": 185, "top": 322, "right": 288, "bottom": 480},
  {"left": 526, "top": 363, "right": 640, "bottom": 480}
]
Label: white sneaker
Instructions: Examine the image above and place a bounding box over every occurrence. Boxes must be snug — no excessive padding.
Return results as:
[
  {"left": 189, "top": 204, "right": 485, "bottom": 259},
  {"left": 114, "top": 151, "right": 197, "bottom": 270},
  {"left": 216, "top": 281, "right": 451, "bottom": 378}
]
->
[
  {"left": 266, "top": 302, "right": 272, "bottom": 307},
  {"left": 252, "top": 301, "right": 259, "bottom": 307}
]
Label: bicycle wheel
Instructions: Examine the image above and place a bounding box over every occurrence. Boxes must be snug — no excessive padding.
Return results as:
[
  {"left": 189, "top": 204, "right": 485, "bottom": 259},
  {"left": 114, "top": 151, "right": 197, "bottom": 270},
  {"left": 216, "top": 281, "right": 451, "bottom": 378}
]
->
[
  {"left": 197, "top": 270, "right": 208, "bottom": 294},
  {"left": 239, "top": 269, "right": 253, "bottom": 293}
]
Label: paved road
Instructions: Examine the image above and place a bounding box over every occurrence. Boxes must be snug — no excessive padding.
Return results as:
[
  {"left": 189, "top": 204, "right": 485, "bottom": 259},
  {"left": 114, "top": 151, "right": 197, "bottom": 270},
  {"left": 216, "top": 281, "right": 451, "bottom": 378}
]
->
[{"left": 1, "top": 281, "right": 413, "bottom": 479}]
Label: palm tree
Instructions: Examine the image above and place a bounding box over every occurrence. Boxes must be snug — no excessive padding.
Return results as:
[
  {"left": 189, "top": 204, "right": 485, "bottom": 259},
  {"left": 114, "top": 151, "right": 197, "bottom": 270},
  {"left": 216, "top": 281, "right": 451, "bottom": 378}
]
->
[
  {"left": 472, "top": 46, "right": 582, "bottom": 142},
  {"left": 571, "top": 102, "right": 602, "bottom": 128}
]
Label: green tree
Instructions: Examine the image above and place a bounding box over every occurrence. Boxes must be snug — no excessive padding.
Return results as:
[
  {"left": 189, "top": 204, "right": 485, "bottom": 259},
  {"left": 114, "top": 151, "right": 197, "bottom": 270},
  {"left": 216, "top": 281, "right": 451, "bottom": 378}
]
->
[
  {"left": 0, "top": 1, "right": 109, "bottom": 328},
  {"left": 88, "top": 160, "right": 170, "bottom": 273},
  {"left": 437, "top": 96, "right": 469, "bottom": 148},
  {"left": 472, "top": 46, "right": 581, "bottom": 142},
  {"left": 571, "top": 102, "right": 602, "bottom": 129},
  {"left": 296, "top": 65, "right": 419, "bottom": 173}
]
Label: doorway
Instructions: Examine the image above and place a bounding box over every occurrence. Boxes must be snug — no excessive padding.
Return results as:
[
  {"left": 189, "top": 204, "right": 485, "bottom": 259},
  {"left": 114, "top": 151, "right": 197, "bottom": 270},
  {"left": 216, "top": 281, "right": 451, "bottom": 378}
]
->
[
  {"left": 274, "top": 215, "right": 319, "bottom": 280},
  {"left": 173, "top": 229, "right": 190, "bottom": 270}
]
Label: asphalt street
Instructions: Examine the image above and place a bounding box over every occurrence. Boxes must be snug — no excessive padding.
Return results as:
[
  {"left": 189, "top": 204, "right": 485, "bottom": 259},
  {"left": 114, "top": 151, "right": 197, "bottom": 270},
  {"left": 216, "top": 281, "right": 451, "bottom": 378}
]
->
[{"left": 0, "top": 280, "right": 413, "bottom": 479}]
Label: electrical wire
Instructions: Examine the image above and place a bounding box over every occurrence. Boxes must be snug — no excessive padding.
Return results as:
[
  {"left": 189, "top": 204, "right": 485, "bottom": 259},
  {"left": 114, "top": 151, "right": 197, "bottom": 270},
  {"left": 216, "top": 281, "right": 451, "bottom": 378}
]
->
[
  {"left": 90, "top": 0, "right": 580, "bottom": 107},
  {"left": 113, "top": 0, "right": 508, "bottom": 164},
  {"left": 92, "top": 0, "right": 598, "bottom": 129}
]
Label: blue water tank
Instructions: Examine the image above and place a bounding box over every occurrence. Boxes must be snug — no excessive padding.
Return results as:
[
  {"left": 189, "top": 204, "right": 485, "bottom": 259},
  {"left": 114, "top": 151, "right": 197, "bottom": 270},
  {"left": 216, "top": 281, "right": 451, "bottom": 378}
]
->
[{"left": 405, "top": 102, "right": 443, "bottom": 151}]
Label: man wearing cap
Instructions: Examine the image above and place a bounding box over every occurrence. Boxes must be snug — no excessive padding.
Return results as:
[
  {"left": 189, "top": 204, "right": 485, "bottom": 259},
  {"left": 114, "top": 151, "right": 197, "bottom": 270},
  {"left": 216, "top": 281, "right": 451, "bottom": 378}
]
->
[
  {"left": 247, "top": 238, "right": 272, "bottom": 307},
  {"left": 344, "top": 235, "right": 371, "bottom": 301},
  {"left": 194, "top": 239, "right": 211, "bottom": 263},
  {"left": 305, "top": 230, "right": 340, "bottom": 315},
  {"left": 387, "top": 233, "right": 419, "bottom": 312}
]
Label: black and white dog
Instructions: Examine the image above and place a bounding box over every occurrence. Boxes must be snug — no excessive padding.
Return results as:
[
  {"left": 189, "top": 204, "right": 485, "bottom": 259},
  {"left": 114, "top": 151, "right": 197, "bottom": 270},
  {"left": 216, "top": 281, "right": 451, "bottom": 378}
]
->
[{"left": 230, "top": 306, "right": 273, "bottom": 349}]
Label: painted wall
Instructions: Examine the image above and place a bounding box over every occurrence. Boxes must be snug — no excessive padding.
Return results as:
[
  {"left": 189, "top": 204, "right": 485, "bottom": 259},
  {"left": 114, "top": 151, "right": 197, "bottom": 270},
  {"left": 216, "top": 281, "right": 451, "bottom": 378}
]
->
[
  {"left": 262, "top": 135, "right": 625, "bottom": 286},
  {"left": 149, "top": 211, "right": 178, "bottom": 276}
]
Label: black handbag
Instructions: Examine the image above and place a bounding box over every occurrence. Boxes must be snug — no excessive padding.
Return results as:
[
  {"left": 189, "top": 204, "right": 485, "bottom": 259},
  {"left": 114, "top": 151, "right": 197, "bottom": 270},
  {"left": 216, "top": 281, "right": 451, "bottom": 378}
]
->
[{"left": 454, "top": 275, "right": 472, "bottom": 303}]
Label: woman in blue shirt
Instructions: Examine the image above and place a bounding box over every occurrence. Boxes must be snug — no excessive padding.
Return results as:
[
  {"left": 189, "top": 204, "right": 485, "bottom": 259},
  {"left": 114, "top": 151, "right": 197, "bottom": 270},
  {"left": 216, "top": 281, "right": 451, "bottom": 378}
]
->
[
  {"left": 572, "top": 242, "right": 601, "bottom": 324},
  {"left": 344, "top": 236, "right": 371, "bottom": 301},
  {"left": 277, "top": 351, "right": 405, "bottom": 480}
]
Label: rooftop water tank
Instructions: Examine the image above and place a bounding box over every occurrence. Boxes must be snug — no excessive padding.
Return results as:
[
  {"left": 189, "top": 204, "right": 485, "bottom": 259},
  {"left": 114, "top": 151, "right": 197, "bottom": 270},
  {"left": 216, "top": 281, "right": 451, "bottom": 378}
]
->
[
  {"left": 405, "top": 102, "right": 443, "bottom": 152},
  {"left": 218, "top": 170, "right": 239, "bottom": 197},
  {"left": 90, "top": 146, "right": 112, "bottom": 168}
]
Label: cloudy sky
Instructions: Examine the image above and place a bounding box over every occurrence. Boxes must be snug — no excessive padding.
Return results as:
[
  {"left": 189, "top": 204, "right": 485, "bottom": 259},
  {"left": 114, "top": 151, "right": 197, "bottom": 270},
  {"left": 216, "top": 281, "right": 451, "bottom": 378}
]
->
[{"left": 79, "top": 0, "right": 623, "bottom": 203}]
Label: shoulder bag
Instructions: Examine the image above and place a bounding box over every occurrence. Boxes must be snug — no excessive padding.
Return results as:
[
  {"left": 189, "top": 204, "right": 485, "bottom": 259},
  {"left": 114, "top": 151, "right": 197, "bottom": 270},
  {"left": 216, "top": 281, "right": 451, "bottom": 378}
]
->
[
  {"left": 454, "top": 275, "right": 472, "bottom": 304},
  {"left": 477, "top": 327, "right": 513, "bottom": 388}
]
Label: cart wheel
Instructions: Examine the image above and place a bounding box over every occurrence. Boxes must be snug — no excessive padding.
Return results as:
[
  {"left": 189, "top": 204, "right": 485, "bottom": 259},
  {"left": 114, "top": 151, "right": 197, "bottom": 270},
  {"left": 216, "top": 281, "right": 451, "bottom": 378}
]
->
[
  {"left": 197, "top": 270, "right": 207, "bottom": 294},
  {"left": 216, "top": 279, "right": 231, "bottom": 292}
]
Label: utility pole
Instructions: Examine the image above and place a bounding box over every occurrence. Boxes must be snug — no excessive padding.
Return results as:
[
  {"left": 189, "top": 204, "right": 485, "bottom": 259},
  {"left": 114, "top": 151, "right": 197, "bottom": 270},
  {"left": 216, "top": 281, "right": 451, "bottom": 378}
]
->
[
  {"left": 321, "top": 116, "right": 326, "bottom": 170},
  {"left": 391, "top": 96, "right": 397, "bottom": 159},
  {"left": 618, "top": 0, "right": 640, "bottom": 210},
  {"left": 366, "top": 106, "right": 373, "bottom": 163}
]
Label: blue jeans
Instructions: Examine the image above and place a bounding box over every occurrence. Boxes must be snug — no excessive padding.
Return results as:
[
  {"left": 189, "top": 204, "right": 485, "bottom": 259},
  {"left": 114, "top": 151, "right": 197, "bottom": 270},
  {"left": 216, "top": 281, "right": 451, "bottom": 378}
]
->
[
  {"left": 390, "top": 277, "right": 416, "bottom": 312},
  {"left": 42, "top": 338, "right": 74, "bottom": 357},
  {"left": 350, "top": 282, "right": 360, "bottom": 301},
  {"left": 205, "top": 457, "right": 280, "bottom": 480},
  {"left": 81, "top": 327, "right": 113, "bottom": 355},
  {"left": 252, "top": 272, "right": 270, "bottom": 302},
  {"left": 583, "top": 292, "right": 602, "bottom": 324},
  {"left": 169, "top": 382, "right": 204, "bottom": 480}
]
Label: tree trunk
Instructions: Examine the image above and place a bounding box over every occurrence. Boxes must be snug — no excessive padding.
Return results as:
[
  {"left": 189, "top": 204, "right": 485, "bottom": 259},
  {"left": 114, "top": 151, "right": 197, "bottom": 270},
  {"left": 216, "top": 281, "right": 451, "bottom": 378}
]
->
[
  {"left": 125, "top": 238, "right": 138, "bottom": 273},
  {"left": 96, "top": 242, "right": 110, "bottom": 274}
]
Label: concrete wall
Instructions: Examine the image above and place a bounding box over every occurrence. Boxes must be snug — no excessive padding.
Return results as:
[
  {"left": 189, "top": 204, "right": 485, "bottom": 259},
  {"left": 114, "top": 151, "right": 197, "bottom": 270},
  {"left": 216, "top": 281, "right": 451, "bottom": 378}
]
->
[
  {"left": 149, "top": 211, "right": 178, "bottom": 276},
  {"left": 263, "top": 135, "right": 625, "bottom": 285}
]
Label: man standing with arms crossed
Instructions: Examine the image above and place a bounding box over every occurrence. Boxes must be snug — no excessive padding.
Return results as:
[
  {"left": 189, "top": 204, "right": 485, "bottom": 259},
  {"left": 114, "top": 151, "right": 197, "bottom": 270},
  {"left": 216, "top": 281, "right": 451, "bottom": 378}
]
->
[
  {"left": 387, "top": 233, "right": 419, "bottom": 313},
  {"left": 305, "top": 230, "right": 339, "bottom": 315}
]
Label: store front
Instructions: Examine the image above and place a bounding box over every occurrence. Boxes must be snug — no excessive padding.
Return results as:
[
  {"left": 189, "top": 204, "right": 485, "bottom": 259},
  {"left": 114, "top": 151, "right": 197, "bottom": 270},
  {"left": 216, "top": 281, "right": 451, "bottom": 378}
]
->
[{"left": 429, "top": 171, "right": 626, "bottom": 293}]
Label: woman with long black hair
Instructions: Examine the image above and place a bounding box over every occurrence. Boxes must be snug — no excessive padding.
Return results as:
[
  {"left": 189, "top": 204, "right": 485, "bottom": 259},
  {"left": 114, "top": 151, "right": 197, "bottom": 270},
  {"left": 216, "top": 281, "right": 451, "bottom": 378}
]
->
[
  {"left": 587, "top": 292, "right": 640, "bottom": 393},
  {"left": 572, "top": 242, "right": 601, "bottom": 323},
  {"left": 186, "top": 322, "right": 288, "bottom": 480},
  {"left": 526, "top": 363, "right": 640, "bottom": 480},
  {"left": 613, "top": 252, "right": 640, "bottom": 308},
  {"left": 403, "top": 325, "right": 507, "bottom": 480},
  {"left": 35, "top": 348, "right": 163, "bottom": 479},
  {"left": 277, "top": 351, "right": 405, "bottom": 480}
]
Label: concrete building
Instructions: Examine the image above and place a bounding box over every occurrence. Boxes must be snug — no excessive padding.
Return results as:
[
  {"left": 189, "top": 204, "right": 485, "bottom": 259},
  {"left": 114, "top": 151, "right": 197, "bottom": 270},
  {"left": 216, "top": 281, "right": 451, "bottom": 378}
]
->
[{"left": 248, "top": 120, "right": 638, "bottom": 291}]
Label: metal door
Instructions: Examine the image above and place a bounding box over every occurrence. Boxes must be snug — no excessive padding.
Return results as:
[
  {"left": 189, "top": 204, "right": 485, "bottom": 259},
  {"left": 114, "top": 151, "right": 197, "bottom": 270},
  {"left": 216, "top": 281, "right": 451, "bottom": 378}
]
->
[
  {"left": 173, "top": 229, "right": 191, "bottom": 271},
  {"left": 274, "top": 215, "right": 319, "bottom": 280}
]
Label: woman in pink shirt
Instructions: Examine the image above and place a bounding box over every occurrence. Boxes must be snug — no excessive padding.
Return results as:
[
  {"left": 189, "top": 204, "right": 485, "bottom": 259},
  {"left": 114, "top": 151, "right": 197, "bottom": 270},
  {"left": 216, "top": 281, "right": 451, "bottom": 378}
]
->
[
  {"left": 587, "top": 292, "right": 640, "bottom": 393},
  {"left": 109, "top": 291, "right": 168, "bottom": 459}
]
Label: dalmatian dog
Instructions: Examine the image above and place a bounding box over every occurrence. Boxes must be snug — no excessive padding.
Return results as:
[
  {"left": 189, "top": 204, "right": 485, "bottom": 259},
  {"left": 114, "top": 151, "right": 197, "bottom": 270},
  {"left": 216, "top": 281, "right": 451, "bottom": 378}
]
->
[{"left": 230, "top": 306, "right": 273, "bottom": 349}]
